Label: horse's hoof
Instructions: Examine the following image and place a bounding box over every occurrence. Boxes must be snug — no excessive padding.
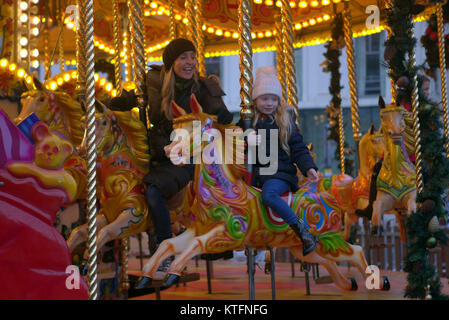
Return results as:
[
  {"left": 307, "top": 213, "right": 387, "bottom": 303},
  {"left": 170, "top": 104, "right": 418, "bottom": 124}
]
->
[
  {"left": 135, "top": 276, "right": 153, "bottom": 289},
  {"left": 382, "top": 276, "right": 390, "bottom": 291},
  {"left": 350, "top": 277, "right": 358, "bottom": 291},
  {"left": 163, "top": 273, "right": 180, "bottom": 287}
]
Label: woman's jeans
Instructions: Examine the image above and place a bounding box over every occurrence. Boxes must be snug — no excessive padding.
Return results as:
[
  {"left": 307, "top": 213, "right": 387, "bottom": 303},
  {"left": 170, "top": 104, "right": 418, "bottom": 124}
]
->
[
  {"left": 261, "top": 178, "right": 299, "bottom": 226},
  {"left": 145, "top": 184, "right": 172, "bottom": 245}
]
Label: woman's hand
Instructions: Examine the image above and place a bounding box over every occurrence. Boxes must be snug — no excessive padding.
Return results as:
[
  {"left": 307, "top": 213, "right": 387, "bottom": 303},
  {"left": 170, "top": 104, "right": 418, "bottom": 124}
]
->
[{"left": 306, "top": 168, "right": 319, "bottom": 183}]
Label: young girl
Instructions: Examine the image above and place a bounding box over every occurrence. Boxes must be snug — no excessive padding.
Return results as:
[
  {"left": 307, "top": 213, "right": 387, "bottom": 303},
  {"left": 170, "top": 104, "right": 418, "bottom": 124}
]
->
[{"left": 240, "top": 66, "right": 319, "bottom": 256}]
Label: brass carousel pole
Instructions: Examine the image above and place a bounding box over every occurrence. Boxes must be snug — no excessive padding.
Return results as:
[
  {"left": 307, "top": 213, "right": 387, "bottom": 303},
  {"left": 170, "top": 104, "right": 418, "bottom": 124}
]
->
[
  {"left": 185, "top": 0, "right": 198, "bottom": 50},
  {"left": 385, "top": 0, "right": 397, "bottom": 103},
  {"left": 408, "top": 21, "right": 424, "bottom": 194},
  {"left": 44, "top": 18, "right": 50, "bottom": 79},
  {"left": 77, "top": 0, "right": 99, "bottom": 299},
  {"left": 26, "top": 0, "right": 31, "bottom": 72},
  {"left": 195, "top": 1, "right": 206, "bottom": 76},
  {"left": 168, "top": 0, "right": 176, "bottom": 40},
  {"left": 58, "top": 0, "right": 64, "bottom": 74},
  {"left": 238, "top": 0, "right": 255, "bottom": 300},
  {"left": 275, "top": 14, "right": 287, "bottom": 102},
  {"left": 112, "top": 0, "right": 123, "bottom": 94},
  {"left": 280, "top": 0, "right": 298, "bottom": 114},
  {"left": 436, "top": 2, "right": 449, "bottom": 156},
  {"left": 343, "top": 2, "right": 360, "bottom": 168}
]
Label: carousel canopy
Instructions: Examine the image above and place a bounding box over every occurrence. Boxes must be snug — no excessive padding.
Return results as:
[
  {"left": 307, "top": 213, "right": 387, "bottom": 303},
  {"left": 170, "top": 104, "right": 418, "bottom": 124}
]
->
[{"left": 26, "top": 0, "right": 432, "bottom": 62}]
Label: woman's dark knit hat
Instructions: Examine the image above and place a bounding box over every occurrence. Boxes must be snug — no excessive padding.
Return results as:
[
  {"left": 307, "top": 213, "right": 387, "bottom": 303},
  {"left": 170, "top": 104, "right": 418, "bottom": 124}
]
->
[{"left": 163, "top": 38, "right": 196, "bottom": 71}]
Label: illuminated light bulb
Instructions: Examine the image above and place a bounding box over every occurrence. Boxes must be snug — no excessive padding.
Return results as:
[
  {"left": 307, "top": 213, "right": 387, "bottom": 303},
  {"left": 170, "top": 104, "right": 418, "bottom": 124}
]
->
[
  {"left": 182, "top": 18, "right": 188, "bottom": 24},
  {"left": 66, "top": 22, "right": 74, "bottom": 29},
  {"left": 332, "top": 0, "right": 341, "bottom": 3},
  {"left": 157, "top": 10, "right": 163, "bottom": 15},
  {"left": 311, "top": 1, "right": 319, "bottom": 7},
  {"left": 110, "top": 49, "right": 116, "bottom": 55},
  {"left": 31, "top": 49, "right": 39, "bottom": 57},
  {"left": 299, "top": 1, "right": 307, "bottom": 8},
  {"left": 26, "top": 75, "right": 34, "bottom": 83},
  {"left": 144, "top": 10, "right": 150, "bottom": 16},
  {"left": 150, "top": 1, "right": 158, "bottom": 9},
  {"left": 224, "top": 31, "right": 231, "bottom": 37},
  {"left": 322, "top": 0, "right": 330, "bottom": 4},
  {"left": 156, "top": 44, "right": 162, "bottom": 49},
  {"left": 20, "top": 14, "right": 28, "bottom": 23},
  {"left": 175, "top": 14, "right": 182, "bottom": 20},
  {"left": 309, "top": 19, "right": 316, "bottom": 25},
  {"left": 20, "top": 2, "right": 28, "bottom": 11},
  {"left": 20, "top": 37, "right": 28, "bottom": 46},
  {"left": 64, "top": 73, "right": 71, "bottom": 82},
  {"left": 251, "top": 32, "right": 256, "bottom": 39},
  {"left": 207, "top": 27, "right": 215, "bottom": 33},
  {"left": 232, "top": 32, "right": 239, "bottom": 39},
  {"left": 57, "top": 77, "right": 64, "bottom": 86},
  {"left": 289, "top": 1, "right": 296, "bottom": 7},
  {"left": 254, "top": 0, "right": 263, "bottom": 3},
  {"left": 20, "top": 49, "right": 28, "bottom": 58},
  {"left": 275, "top": 1, "right": 282, "bottom": 7},
  {"left": 257, "top": 32, "right": 264, "bottom": 38},
  {"left": 295, "top": 24, "right": 302, "bottom": 30},
  {"left": 31, "top": 0, "right": 39, "bottom": 4},
  {"left": 323, "top": 14, "right": 330, "bottom": 20},
  {"left": 202, "top": 25, "right": 207, "bottom": 31},
  {"left": 99, "top": 44, "right": 105, "bottom": 50},
  {"left": 100, "top": 78, "right": 106, "bottom": 86},
  {"left": 265, "top": 0, "right": 273, "bottom": 5},
  {"left": 94, "top": 74, "right": 99, "bottom": 81},
  {"left": 216, "top": 29, "right": 223, "bottom": 36},
  {"left": 145, "top": 0, "right": 149, "bottom": 3},
  {"left": 50, "top": 82, "right": 57, "bottom": 90},
  {"left": 31, "top": 27, "right": 39, "bottom": 36},
  {"left": 32, "top": 16, "right": 40, "bottom": 24},
  {"left": 17, "top": 68, "right": 26, "bottom": 78},
  {"left": 317, "top": 17, "right": 323, "bottom": 22},
  {"left": 0, "top": 59, "right": 7, "bottom": 68},
  {"left": 106, "top": 83, "right": 113, "bottom": 91},
  {"left": 302, "top": 21, "right": 309, "bottom": 27},
  {"left": 265, "top": 31, "right": 272, "bottom": 37},
  {"left": 112, "top": 89, "right": 117, "bottom": 97}
]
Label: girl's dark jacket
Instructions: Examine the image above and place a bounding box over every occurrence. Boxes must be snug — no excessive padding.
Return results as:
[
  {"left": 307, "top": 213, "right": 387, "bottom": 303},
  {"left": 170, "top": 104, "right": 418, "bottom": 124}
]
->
[
  {"left": 109, "top": 64, "right": 233, "bottom": 198},
  {"left": 237, "top": 110, "right": 317, "bottom": 192}
]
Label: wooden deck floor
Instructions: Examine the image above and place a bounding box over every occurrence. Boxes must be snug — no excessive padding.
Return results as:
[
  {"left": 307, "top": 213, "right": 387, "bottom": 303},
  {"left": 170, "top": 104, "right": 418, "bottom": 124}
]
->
[{"left": 127, "top": 258, "right": 449, "bottom": 300}]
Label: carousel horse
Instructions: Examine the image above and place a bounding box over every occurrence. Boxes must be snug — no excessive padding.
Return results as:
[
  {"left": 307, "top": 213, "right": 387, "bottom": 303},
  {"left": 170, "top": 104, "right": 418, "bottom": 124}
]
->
[
  {"left": 66, "top": 102, "right": 194, "bottom": 260},
  {"left": 329, "top": 125, "right": 385, "bottom": 240},
  {"left": 138, "top": 95, "right": 379, "bottom": 292},
  {"left": 369, "top": 97, "right": 416, "bottom": 242}
]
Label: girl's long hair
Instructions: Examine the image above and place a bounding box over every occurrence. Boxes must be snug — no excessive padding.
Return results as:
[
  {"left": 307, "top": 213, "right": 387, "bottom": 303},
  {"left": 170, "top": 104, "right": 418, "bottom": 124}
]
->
[
  {"left": 252, "top": 97, "right": 294, "bottom": 155},
  {"left": 161, "top": 66, "right": 200, "bottom": 120}
]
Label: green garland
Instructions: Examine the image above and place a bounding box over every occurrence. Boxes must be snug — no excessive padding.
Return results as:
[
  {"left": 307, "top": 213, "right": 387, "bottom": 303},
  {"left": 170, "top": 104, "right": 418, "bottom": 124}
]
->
[
  {"left": 385, "top": 0, "right": 449, "bottom": 300},
  {"left": 322, "top": 13, "right": 355, "bottom": 176}
]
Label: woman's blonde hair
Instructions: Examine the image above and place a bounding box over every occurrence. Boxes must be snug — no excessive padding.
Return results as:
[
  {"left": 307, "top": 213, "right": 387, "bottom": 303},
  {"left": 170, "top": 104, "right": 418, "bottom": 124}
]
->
[
  {"left": 161, "top": 66, "right": 200, "bottom": 120},
  {"left": 252, "top": 96, "right": 294, "bottom": 155}
]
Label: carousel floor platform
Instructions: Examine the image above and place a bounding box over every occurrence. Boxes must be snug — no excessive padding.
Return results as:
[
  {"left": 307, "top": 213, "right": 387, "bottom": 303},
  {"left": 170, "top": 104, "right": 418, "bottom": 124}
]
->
[{"left": 127, "top": 257, "right": 449, "bottom": 300}]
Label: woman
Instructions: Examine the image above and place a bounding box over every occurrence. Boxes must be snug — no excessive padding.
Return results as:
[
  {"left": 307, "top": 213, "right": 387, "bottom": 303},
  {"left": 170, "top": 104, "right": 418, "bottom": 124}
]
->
[{"left": 110, "top": 38, "right": 233, "bottom": 280}]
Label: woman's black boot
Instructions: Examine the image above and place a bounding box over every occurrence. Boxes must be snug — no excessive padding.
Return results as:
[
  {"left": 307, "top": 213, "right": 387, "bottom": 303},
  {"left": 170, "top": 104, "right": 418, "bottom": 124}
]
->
[{"left": 290, "top": 219, "right": 318, "bottom": 256}]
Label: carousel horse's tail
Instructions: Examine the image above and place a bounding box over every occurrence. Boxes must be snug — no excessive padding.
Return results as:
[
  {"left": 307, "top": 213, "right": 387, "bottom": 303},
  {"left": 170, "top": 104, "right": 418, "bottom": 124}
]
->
[{"left": 355, "top": 159, "right": 383, "bottom": 220}]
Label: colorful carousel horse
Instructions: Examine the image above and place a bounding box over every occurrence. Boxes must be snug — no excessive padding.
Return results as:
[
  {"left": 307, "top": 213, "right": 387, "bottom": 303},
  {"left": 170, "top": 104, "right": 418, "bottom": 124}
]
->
[
  {"left": 66, "top": 102, "right": 193, "bottom": 260},
  {"left": 370, "top": 97, "right": 416, "bottom": 241},
  {"left": 329, "top": 125, "right": 385, "bottom": 240},
  {"left": 138, "top": 95, "right": 378, "bottom": 292}
]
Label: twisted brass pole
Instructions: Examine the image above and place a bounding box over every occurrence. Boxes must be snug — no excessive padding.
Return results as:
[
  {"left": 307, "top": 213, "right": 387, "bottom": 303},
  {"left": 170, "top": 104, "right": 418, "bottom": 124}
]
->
[
  {"left": 168, "top": 0, "right": 176, "bottom": 40},
  {"left": 281, "top": 0, "right": 298, "bottom": 111},
  {"left": 437, "top": 3, "right": 449, "bottom": 156},
  {"left": 238, "top": 0, "right": 253, "bottom": 114},
  {"left": 343, "top": 4, "right": 360, "bottom": 143},
  {"left": 58, "top": 0, "right": 64, "bottom": 74},
  {"left": 128, "top": 0, "right": 146, "bottom": 99},
  {"left": 275, "top": 14, "right": 287, "bottom": 103},
  {"left": 195, "top": 1, "right": 206, "bottom": 76},
  {"left": 385, "top": 0, "right": 397, "bottom": 103},
  {"left": 26, "top": 0, "right": 31, "bottom": 72},
  {"left": 113, "top": 0, "right": 123, "bottom": 94},
  {"left": 77, "top": 0, "right": 99, "bottom": 300},
  {"left": 409, "top": 25, "right": 424, "bottom": 194},
  {"left": 338, "top": 107, "right": 346, "bottom": 174},
  {"left": 44, "top": 20, "right": 50, "bottom": 78},
  {"left": 185, "top": 0, "right": 198, "bottom": 49}
]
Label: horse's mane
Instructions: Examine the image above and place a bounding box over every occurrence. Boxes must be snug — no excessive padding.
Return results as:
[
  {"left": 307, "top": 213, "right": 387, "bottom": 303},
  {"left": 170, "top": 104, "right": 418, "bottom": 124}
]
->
[
  {"left": 53, "top": 91, "right": 84, "bottom": 146},
  {"left": 112, "top": 110, "right": 150, "bottom": 169}
]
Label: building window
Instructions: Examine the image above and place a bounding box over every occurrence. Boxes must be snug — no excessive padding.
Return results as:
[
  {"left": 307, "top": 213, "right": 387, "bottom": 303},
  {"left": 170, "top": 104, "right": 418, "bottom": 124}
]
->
[
  {"left": 365, "top": 33, "right": 381, "bottom": 95},
  {"left": 205, "top": 57, "right": 221, "bottom": 78}
]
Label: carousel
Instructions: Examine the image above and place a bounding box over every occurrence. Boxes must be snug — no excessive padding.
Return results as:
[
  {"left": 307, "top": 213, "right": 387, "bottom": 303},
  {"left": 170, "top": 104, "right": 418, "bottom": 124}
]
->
[{"left": 1, "top": 0, "right": 449, "bottom": 301}]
